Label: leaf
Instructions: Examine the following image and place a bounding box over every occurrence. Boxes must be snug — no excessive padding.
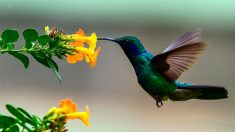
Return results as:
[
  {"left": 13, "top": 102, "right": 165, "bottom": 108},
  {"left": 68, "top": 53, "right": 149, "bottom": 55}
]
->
[
  {"left": 17, "top": 107, "right": 35, "bottom": 126},
  {"left": 23, "top": 29, "right": 38, "bottom": 49},
  {"left": 31, "top": 52, "right": 60, "bottom": 81},
  {"left": 7, "top": 43, "right": 14, "bottom": 51},
  {"left": 31, "top": 53, "right": 58, "bottom": 71},
  {"left": 25, "top": 42, "right": 33, "bottom": 49},
  {"left": 56, "top": 53, "right": 63, "bottom": 60},
  {"left": 31, "top": 53, "right": 50, "bottom": 68},
  {"left": 8, "top": 52, "right": 30, "bottom": 69},
  {"left": 31, "top": 115, "right": 42, "bottom": 126},
  {"left": 49, "top": 38, "right": 59, "bottom": 49},
  {"left": 38, "top": 35, "right": 51, "bottom": 46},
  {"left": 47, "top": 59, "right": 61, "bottom": 83},
  {"left": 5, "top": 124, "right": 20, "bottom": 132},
  {"left": 23, "top": 29, "right": 38, "bottom": 43},
  {"left": 0, "top": 115, "right": 17, "bottom": 129},
  {"left": 6, "top": 104, "right": 27, "bottom": 123},
  {"left": 1, "top": 29, "right": 19, "bottom": 43},
  {"left": 17, "top": 107, "right": 32, "bottom": 120},
  {"left": 50, "top": 58, "right": 59, "bottom": 72},
  {"left": 35, "top": 51, "right": 47, "bottom": 59},
  {"left": 0, "top": 37, "right": 3, "bottom": 48}
]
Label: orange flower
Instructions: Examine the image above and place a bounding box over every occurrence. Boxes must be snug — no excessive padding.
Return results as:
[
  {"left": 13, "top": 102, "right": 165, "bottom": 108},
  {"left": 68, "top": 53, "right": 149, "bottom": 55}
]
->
[
  {"left": 48, "top": 98, "right": 90, "bottom": 127},
  {"left": 65, "top": 29, "right": 101, "bottom": 67},
  {"left": 44, "top": 26, "right": 100, "bottom": 67},
  {"left": 66, "top": 29, "right": 86, "bottom": 63},
  {"left": 59, "top": 98, "right": 77, "bottom": 114}
]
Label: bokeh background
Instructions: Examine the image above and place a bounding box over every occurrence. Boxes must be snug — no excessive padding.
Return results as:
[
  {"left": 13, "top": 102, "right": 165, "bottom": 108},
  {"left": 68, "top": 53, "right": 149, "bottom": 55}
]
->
[{"left": 0, "top": 0, "right": 235, "bottom": 132}]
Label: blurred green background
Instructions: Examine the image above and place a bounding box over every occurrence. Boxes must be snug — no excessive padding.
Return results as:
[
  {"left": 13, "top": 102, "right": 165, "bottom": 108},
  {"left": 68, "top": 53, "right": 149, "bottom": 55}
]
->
[{"left": 0, "top": 0, "right": 235, "bottom": 132}]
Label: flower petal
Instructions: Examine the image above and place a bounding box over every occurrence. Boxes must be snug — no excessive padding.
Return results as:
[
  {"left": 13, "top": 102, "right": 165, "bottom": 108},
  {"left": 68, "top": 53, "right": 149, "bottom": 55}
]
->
[
  {"left": 59, "top": 98, "right": 77, "bottom": 113},
  {"left": 76, "top": 28, "right": 86, "bottom": 37},
  {"left": 65, "top": 29, "right": 100, "bottom": 67},
  {"left": 66, "top": 105, "right": 90, "bottom": 127},
  {"left": 86, "top": 33, "right": 97, "bottom": 50}
]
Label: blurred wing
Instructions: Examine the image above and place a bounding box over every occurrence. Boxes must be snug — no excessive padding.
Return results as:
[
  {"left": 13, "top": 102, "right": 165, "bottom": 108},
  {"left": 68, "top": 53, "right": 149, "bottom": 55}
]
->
[
  {"left": 163, "top": 29, "right": 201, "bottom": 52},
  {"left": 151, "top": 30, "right": 207, "bottom": 80}
]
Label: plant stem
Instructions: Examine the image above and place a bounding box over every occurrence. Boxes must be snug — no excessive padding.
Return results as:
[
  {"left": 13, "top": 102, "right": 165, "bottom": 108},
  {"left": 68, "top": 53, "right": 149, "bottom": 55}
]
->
[{"left": 0, "top": 49, "right": 40, "bottom": 53}]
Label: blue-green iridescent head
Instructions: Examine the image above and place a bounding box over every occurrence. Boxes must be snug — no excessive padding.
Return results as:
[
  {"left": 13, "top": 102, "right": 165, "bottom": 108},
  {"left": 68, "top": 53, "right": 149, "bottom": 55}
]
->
[{"left": 98, "top": 36, "right": 146, "bottom": 56}]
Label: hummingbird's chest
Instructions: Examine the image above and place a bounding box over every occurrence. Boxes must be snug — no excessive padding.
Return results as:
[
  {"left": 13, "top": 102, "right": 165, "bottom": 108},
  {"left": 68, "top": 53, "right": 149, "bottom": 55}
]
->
[
  {"left": 137, "top": 66, "right": 176, "bottom": 96},
  {"left": 129, "top": 53, "right": 176, "bottom": 96}
]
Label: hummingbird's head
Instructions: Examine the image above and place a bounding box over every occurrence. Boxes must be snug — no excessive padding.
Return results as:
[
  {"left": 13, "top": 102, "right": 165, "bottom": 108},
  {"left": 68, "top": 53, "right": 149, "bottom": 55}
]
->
[{"left": 98, "top": 36, "right": 146, "bottom": 56}]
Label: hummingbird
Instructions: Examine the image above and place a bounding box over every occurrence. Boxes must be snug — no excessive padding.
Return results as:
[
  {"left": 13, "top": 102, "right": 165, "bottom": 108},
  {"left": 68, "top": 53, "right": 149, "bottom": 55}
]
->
[{"left": 98, "top": 30, "right": 228, "bottom": 107}]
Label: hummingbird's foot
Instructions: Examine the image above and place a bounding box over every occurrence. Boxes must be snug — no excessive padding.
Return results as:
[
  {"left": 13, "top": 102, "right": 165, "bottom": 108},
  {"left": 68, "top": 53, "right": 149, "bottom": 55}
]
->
[{"left": 155, "top": 95, "right": 163, "bottom": 107}]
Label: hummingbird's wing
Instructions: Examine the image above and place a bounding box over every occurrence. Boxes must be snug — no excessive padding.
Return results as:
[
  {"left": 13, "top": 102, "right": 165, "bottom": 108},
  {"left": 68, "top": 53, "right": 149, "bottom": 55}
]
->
[{"left": 150, "top": 30, "right": 207, "bottom": 81}]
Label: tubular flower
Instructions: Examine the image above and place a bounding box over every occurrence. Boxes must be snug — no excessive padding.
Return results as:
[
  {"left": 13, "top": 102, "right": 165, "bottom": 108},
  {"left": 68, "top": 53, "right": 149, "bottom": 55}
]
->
[
  {"left": 47, "top": 98, "right": 90, "bottom": 127},
  {"left": 64, "top": 28, "right": 101, "bottom": 67}
]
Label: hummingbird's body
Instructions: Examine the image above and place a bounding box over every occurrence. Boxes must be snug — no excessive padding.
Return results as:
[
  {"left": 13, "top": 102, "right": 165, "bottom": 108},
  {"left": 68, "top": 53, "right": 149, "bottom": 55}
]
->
[
  {"left": 122, "top": 46, "right": 176, "bottom": 97},
  {"left": 98, "top": 30, "right": 228, "bottom": 107}
]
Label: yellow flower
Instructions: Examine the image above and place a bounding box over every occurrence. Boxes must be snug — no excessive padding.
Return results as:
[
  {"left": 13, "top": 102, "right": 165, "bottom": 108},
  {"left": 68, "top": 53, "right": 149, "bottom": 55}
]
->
[
  {"left": 66, "top": 105, "right": 90, "bottom": 127},
  {"left": 48, "top": 98, "right": 90, "bottom": 127},
  {"left": 59, "top": 98, "right": 79, "bottom": 114},
  {"left": 45, "top": 26, "right": 50, "bottom": 34},
  {"left": 64, "top": 28, "right": 101, "bottom": 67},
  {"left": 44, "top": 26, "right": 100, "bottom": 67}
]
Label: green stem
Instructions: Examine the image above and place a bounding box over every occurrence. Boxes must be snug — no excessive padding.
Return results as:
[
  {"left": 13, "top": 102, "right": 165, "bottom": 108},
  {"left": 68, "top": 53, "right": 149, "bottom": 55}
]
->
[
  {"left": 0, "top": 49, "right": 40, "bottom": 53},
  {"left": 0, "top": 45, "right": 76, "bottom": 56}
]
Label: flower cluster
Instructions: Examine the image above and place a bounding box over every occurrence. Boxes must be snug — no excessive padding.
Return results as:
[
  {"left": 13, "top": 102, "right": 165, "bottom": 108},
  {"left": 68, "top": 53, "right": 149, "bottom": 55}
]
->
[
  {"left": 45, "top": 26, "right": 101, "bottom": 67},
  {"left": 46, "top": 98, "right": 90, "bottom": 127},
  {"left": 0, "top": 98, "right": 89, "bottom": 132},
  {"left": 0, "top": 27, "right": 101, "bottom": 82}
]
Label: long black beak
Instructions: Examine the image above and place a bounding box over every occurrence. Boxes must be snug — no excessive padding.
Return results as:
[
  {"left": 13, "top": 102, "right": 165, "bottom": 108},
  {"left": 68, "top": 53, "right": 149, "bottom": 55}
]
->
[{"left": 97, "top": 37, "right": 117, "bottom": 42}]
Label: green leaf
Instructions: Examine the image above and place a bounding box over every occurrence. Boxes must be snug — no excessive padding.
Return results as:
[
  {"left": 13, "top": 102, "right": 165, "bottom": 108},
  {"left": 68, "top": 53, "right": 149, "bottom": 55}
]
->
[
  {"left": 16, "top": 108, "right": 35, "bottom": 126},
  {"left": 7, "top": 43, "right": 14, "bottom": 51},
  {"left": 34, "top": 51, "right": 47, "bottom": 59},
  {"left": 5, "top": 124, "right": 20, "bottom": 132},
  {"left": 55, "top": 53, "right": 63, "bottom": 60},
  {"left": 31, "top": 115, "right": 42, "bottom": 126},
  {"left": 31, "top": 53, "right": 58, "bottom": 71},
  {"left": 1, "top": 29, "right": 19, "bottom": 43},
  {"left": 38, "top": 35, "right": 50, "bottom": 46},
  {"left": 17, "top": 107, "right": 32, "bottom": 120},
  {"left": 6, "top": 104, "right": 27, "bottom": 123},
  {"left": 47, "top": 59, "right": 61, "bottom": 83},
  {"left": 31, "top": 53, "right": 50, "bottom": 68},
  {"left": 23, "top": 29, "right": 38, "bottom": 49},
  {"left": 49, "top": 38, "right": 59, "bottom": 49},
  {"left": 8, "top": 52, "right": 29, "bottom": 69},
  {"left": 25, "top": 42, "right": 33, "bottom": 49},
  {"left": 31, "top": 53, "right": 60, "bottom": 81},
  {"left": 49, "top": 58, "right": 59, "bottom": 73},
  {"left": 23, "top": 29, "right": 38, "bottom": 43},
  {"left": 0, "top": 115, "right": 17, "bottom": 129},
  {"left": 0, "top": 37, "right": 3, "bottom": 48}
]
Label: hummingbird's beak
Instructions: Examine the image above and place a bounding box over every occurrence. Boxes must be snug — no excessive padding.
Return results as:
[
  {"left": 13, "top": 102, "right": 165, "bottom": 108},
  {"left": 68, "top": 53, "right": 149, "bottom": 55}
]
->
[{"left": 97, "top": 37, "right": 117, "bottom": 42}]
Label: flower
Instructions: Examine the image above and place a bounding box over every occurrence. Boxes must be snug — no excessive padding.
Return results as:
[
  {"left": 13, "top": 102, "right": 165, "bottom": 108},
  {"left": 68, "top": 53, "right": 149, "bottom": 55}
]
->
[
  {"left": 45, "top": 26, "right": 50, "bottom": 34},
  {"left": 66, "top": 105, "right": 89, "bottom": 126},
  {"left": 44, "top": 26, "right": 100, "bottom": 67},
  {"left": 64, "top": 28, "right": 101, "bottom": 67},
  {"left": 58, "top": 98, "right": 77, "bottom": 113},
  {"left": 47, "top": 98, "right": 90, "bottom": 127}
]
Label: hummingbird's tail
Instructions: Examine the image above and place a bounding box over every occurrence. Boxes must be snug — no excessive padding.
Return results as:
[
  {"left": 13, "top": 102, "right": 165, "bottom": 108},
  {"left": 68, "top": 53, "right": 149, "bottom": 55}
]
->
[{"left": 169, "top": 85, "right": 228, "bottom": 101}]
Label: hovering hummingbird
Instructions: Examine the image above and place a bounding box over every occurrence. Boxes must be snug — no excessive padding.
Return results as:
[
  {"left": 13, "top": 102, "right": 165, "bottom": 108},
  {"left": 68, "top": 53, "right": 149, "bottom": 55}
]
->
[{"left": 98, "top": 30, "right": 228, "bottom": 107}]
